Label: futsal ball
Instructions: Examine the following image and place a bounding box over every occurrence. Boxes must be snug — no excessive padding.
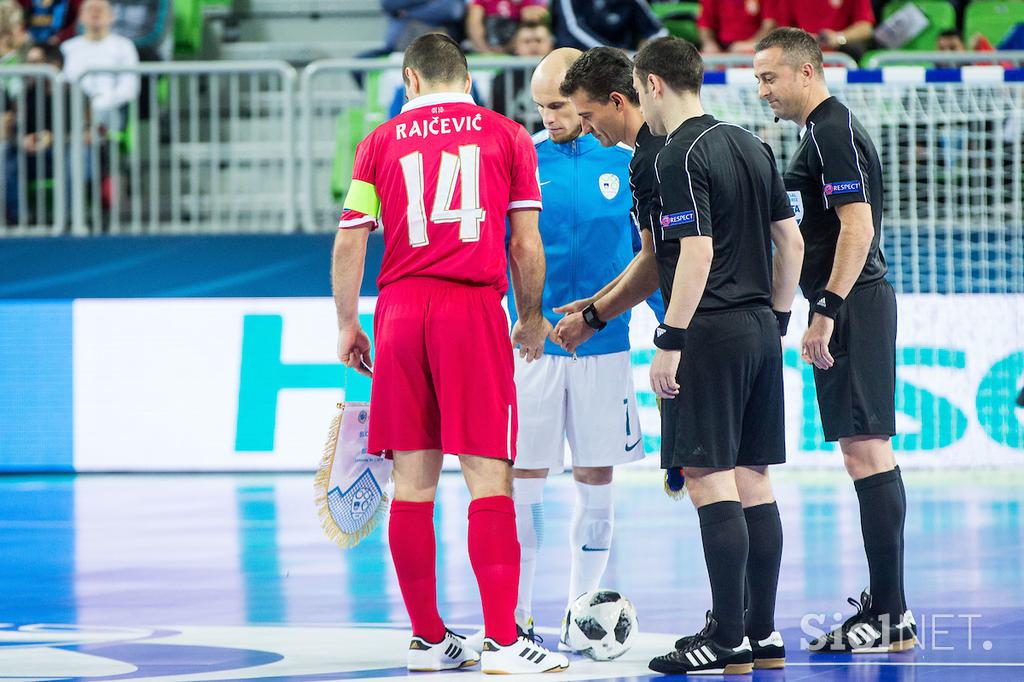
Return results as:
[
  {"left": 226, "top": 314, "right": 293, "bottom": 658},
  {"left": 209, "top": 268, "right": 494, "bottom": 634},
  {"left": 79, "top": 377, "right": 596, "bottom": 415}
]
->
[{"left": 562, "top": 589, "right": 638, "bottom": 661}]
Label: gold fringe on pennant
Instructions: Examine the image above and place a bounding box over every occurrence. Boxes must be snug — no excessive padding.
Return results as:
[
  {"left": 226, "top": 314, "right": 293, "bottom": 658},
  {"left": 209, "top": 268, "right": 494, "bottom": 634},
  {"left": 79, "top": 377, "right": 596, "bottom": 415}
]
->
[
  {"left": 313, "top": 403, "right": 390, "bottom": 550},
  {"left": 663, "top": 469, "right": 687, "bottom": 501}
]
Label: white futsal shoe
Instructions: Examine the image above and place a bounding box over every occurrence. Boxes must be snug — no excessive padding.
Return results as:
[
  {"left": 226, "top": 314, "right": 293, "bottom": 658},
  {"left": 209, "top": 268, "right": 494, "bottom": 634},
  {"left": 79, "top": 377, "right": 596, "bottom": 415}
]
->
[
  {"left": 407, "top": 629, "right": 480, "bottom": 672},
  {"left": 481, "top": 628, "right": 570, "bottom": 674}
]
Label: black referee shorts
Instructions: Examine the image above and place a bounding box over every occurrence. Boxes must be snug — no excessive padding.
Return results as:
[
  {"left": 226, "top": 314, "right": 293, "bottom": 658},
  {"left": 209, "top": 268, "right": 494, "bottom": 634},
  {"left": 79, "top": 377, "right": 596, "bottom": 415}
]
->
[
  {"left": 661, "top": 307, "right": 786, "bottom": 469},
  {"left": 812, "top": 278, "right": 897, "bottom": 442}
]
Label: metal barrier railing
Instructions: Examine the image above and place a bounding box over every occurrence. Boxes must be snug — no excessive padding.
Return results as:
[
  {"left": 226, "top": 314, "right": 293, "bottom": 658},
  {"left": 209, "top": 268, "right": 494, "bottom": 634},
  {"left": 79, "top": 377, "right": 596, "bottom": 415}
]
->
[
  {"left": 0, "top": 65, "right": 66, "bottom": 236},
  {"left": 0, "top": 56, "right": 1020, "bottom": 237},
  {"left": 864, "top": 50, "right": 1024, "bottom": 69},
  {"left": 704, "top": 51, "right": 859, "bottom": 69},
  {"left": 69, "top": 61, "right": 297, "bottom": 235}
]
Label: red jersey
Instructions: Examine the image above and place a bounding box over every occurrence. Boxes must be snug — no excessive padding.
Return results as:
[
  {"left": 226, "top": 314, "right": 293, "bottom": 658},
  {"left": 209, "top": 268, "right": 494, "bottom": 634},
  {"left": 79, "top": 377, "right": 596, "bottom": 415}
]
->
[
  {"left": 766, "top": 0, "right": 873, "bottom": 35},
  {"left": 469, "top": 0, "right": 547, "bottom": 20},
  {"left": 339, "top": 93, "right": 542, "bottom": 294},
  {"left": 699, "top": 0, "right": 766, "bottom": 45}
]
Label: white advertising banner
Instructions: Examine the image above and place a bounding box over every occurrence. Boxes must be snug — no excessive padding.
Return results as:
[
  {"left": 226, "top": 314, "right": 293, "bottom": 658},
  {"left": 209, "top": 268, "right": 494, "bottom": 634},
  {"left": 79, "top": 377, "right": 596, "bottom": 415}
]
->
[{"left": 71, "top": 295, "right": 1023, "bottom": 471}]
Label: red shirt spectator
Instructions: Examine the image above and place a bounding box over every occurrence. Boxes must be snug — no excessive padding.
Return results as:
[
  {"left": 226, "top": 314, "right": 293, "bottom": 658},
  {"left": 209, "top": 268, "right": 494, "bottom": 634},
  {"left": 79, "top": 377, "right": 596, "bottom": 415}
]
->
[
  {"left": 467, "top": 0, "right": 548, "bottom": 53},
  {"left": 767, "top": 0, "right": 874, "bottom": 51},
  {"left": 698, "top": 0, "right": 774, "bottom": 52},
  {"left": 470, "top": 0, "right": 546, "bottom": 20}
]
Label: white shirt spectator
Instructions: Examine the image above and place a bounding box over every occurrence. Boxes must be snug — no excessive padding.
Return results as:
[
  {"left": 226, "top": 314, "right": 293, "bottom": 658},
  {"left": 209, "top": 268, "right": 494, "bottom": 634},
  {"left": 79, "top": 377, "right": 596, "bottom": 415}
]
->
[{"left": 61, "top": 32, "right": 139, "bottom": 119}]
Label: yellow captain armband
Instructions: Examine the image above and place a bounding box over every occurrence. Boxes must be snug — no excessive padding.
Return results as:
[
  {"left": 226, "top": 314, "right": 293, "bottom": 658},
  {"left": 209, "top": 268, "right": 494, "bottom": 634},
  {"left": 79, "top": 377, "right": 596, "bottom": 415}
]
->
[{"left": 343, "top": 179, "right": 381, "bottom": 218}]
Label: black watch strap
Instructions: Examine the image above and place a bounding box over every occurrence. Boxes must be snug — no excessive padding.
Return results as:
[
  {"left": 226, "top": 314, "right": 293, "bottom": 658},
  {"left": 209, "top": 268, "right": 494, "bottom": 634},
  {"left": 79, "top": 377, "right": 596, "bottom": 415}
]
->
[{"left": 582, "top": 303, "right": 607, "bottom": 331}]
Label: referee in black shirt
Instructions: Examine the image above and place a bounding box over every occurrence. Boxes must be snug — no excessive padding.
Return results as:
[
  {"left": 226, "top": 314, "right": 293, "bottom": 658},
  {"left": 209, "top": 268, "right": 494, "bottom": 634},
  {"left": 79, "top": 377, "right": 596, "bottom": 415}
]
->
[
  {"left": 754, "top": 27, "right": 916, "bottom": 654},
  {"left": 632, "top": 37, "right": 804, "bottom": 675}
]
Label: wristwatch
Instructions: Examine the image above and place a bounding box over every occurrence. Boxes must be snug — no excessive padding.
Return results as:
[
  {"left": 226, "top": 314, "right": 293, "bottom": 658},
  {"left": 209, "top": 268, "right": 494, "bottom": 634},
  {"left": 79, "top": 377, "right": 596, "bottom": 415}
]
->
[{"left": 582, "top": 303, "right": 607, "bottom": 331}]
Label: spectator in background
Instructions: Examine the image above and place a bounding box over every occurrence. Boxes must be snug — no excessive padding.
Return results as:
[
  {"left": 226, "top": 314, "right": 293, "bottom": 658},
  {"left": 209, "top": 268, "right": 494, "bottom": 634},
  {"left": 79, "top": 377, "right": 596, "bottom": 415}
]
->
[
  {"left": 466, "top": 0, "right": 548, "bottom": 54},
  {"left": 4, "top": 44, "right": 89, "bottom": 225},
  {"left": 767, "top": 0, "right": 874, "bottom": 57},
  {"left": 111, "top": 0, "right": 172, "bottom": 61},
  {"left": 18, "top": 0, "right": 83, "bottom": 45},
  {"left": 61, "top": 0, "right": 138, "bottom": 131},
  {"left": 492, "top": 20, "right": 554, "bottom": 128},
  {"left": 936, "top": 27, "right": 965, "bottom": 52},
  {"left": 379, "top": 0, "right": 463, "bottom": 53},
  {"left": 0, "top": 1, "right": 28, "bottom": 65},
  {"left": 552, "top": 0, "right": 668, "bottom": 51},
  {"left": 698, "top": 0, "right": 776, "bottom": 54}
]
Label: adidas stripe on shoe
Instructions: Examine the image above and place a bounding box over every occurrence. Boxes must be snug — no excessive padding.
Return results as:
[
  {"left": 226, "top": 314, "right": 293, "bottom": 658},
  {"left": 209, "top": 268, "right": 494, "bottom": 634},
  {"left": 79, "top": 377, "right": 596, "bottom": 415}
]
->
[
  {"left": 809, "top": 591, "right": 918, "bottom": 654},
  {"left": 407, "top": 629, "right": 480, "bottom": 672},
  {"left": 481, "top": 629, "right": 569, "bottom": 674},
  {"left": 651, "top": 611, "right": 754, "bottom": 675}
]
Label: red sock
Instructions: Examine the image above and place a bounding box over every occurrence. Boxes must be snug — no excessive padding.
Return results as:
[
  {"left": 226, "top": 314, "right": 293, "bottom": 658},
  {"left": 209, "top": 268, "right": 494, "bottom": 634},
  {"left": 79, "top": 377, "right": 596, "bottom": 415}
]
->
[
  {"left": 389, "top": 500, "right": 445, "bottom": 642},
  {"left": 468, "top": 495, "right": 520, "bottom": 646}
]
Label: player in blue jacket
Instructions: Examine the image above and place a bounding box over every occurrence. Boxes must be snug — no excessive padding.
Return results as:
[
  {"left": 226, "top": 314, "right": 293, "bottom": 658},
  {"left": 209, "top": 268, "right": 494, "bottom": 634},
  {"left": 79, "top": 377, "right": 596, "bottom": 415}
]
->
[{"left": 503, "top": 48, "right": 653, "bottom": 649}]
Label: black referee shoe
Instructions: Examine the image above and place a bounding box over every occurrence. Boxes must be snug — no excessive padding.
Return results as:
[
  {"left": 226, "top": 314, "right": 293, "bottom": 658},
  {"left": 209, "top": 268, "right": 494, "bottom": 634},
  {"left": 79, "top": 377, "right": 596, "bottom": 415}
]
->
[
  {"left": 675, "top": 629, "right": 785, "bottom": 669},
  {"left": 651, "top": 611, "right": 753, "bottom": 675},
  {"left": 809, "top": 590, "right": 918, "bottom": 654}
]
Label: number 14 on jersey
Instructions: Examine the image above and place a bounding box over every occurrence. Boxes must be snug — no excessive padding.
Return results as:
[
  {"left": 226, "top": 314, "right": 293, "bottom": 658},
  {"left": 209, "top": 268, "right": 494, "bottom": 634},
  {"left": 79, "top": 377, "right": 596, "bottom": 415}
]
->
[{"left": 399, "top": 145, "right": 486, "bottom": 247}]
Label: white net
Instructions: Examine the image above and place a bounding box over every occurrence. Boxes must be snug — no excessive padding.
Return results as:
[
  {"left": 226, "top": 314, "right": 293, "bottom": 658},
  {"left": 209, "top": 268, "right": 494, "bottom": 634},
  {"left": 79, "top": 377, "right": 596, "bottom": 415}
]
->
[{"left": 701, "top": 81, "right": 1024, "bottom": 296}]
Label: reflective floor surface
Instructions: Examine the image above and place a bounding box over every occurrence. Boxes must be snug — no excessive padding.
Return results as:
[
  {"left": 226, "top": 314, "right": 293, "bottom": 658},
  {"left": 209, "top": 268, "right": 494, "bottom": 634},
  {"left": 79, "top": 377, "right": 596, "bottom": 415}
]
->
[{"left": 1, "top": 468, "right": 1022, "bottom": 681}]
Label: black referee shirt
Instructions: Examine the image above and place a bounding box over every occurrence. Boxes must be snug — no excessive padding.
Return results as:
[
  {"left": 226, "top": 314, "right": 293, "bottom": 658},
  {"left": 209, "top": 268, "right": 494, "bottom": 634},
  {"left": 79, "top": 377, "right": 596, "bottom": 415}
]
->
[
  {"left": 653, "top": 114, "right": 793, "bottom": 312},
  {"left": 783, "top": 96, "right": 888, "bottom": 298},
  {"left": 629, "top": 122, "right": 665, "bottom": 233}
]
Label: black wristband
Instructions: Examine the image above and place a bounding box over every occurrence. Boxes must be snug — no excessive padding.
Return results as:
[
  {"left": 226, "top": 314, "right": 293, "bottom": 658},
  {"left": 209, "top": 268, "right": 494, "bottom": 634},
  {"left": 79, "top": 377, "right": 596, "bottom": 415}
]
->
[
  {"left": 773, "top": 309, "right": 792, "bottom": 336},
  {"left": 582, "top": 303, "right": 606, "bottom": 331},
  {"left": 653, "top": 324, "right": 687, "bottom": 350},
  {"left": 812, "top": 290, "right": 845, "bottom": 319}
]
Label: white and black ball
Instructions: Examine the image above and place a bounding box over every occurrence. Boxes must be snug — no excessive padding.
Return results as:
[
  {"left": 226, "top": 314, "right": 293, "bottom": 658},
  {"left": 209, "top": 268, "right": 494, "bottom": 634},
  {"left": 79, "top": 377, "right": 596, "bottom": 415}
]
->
[{"left": 562, "top": 589, "right": 638, "bottom": 661}]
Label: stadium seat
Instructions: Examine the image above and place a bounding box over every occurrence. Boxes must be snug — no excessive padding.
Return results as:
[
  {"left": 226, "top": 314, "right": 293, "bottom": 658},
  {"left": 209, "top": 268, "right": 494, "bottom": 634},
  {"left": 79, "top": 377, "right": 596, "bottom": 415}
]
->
[
  {"left": 881, "top": 0, "right": 957, "bottom": 50},
  {"left": 964, "top": 1, "right": 1024, "bottom": 48},
  {"left": 649, "top": 2, "right": 701, "bottom": 45},
  {"left": 174, "top": 0, "right": 203, "bottom": 56}
]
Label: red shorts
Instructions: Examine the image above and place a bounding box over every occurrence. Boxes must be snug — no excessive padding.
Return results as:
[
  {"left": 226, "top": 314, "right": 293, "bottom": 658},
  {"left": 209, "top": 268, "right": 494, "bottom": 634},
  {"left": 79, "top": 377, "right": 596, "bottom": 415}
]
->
[{"left": 367, "top": 277, "right": 518, "bottom": 461}]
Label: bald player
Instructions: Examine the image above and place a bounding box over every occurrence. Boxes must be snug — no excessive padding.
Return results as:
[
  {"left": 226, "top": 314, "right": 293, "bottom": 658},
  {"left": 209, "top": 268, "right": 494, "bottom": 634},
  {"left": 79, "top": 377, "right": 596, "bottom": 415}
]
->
[{"left": 506, "top": 48, "right": 644, "bottom": 648}]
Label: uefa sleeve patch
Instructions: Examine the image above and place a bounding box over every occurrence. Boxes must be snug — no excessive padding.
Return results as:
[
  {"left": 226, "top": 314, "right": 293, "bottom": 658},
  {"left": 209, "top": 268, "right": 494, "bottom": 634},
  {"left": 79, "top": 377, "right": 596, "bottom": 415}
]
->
[
  {"left": 823, "top": 180, "right": 862, "bottom": 196},
  {"left": 660, "top": 210, "right": 695, "bottom": 227}
]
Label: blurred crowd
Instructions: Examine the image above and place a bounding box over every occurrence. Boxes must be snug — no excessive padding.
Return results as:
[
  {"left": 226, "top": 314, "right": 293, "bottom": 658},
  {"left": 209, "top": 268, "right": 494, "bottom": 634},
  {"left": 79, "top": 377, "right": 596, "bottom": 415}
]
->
[{"left": 375, "top": 0, "right": 1018, "bottom": 65}]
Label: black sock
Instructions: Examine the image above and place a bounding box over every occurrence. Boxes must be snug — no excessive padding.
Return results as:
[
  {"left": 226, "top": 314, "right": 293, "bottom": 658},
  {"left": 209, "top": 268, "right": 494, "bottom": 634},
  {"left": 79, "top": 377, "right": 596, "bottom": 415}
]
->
[
  {"left": 854, "top": 468, "right": 905, "bottom": 619},
  {"left": 743, "top": 502, "right": 783, "bottom": 640},
  {"left": 697, "top": 500, "right": 748, "bottom": 648},
  {"left": 895, "top": 466, "right": 907, "bottom": 613}
]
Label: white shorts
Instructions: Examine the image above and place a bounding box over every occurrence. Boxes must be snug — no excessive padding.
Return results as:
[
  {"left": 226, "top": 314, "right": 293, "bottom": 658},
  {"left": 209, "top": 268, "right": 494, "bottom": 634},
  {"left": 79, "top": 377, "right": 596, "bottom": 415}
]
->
[{"left": 513, "top": 351, "right": 644, "bottom": 471}]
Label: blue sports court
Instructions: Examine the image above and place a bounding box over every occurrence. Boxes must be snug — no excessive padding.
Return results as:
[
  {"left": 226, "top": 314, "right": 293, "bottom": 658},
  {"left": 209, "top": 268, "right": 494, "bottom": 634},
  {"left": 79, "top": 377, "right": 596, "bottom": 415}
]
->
[{"left": 1, "top": 470, "right": 1022, "bottom": 680}]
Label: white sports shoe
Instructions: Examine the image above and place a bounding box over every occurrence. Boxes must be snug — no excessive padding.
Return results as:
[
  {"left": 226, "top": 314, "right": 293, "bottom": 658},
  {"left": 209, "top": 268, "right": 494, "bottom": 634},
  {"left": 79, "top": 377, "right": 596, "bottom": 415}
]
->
[
  {"left": 464, "top": 628, "right": 486, "bottom": 653},
  {"left": 407, "top": 629, "right": 480, "bottom": 672},
  {"left": 481, "top": 633, "right": 570, "bottom": 674}
]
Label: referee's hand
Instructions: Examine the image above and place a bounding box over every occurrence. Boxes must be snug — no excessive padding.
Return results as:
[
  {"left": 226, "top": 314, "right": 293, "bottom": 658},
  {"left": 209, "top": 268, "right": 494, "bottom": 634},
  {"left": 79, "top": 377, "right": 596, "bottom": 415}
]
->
[
  {"left": 650, "top": 349, "right": 681, "bottom": 399},
  {"left": 801, "top": 314, "right": 836, "bottom": 370},
  {"left": 551, "top": 312, "right": 595, "bottom": 354},
  {"left": 338, "top": 326, "right": 373, "bottom": 378}
]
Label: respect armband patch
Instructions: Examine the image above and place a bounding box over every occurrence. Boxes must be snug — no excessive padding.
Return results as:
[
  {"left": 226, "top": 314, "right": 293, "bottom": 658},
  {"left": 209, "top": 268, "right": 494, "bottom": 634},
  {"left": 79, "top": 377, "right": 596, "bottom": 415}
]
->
[
  {"left": 823, "top": 180, "right": 862, "bottom": 196},
  {"left": 660, "top": 210, "right": 695, "bottom": 228}
]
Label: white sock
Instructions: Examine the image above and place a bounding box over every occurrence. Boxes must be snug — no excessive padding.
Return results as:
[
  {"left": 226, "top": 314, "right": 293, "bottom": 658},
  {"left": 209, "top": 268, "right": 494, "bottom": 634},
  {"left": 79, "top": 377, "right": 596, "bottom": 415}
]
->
[
  {"left": 513, "top": 476, "right": 546, "bottom": 626},
  {"left": 568, "top": 480, "right": 614, "bottom": 604}
]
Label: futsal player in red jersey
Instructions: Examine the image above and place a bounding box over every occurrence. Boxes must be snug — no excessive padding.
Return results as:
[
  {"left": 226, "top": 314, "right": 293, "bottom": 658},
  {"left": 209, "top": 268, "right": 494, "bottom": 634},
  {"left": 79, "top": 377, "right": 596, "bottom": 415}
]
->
[{"left": 332, "top": 33, "right": 569, "bottom": 675}]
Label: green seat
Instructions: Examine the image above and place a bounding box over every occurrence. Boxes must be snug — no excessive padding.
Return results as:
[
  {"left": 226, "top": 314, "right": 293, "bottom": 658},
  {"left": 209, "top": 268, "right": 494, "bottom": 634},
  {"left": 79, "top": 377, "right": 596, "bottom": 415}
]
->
[
  {"left": 650, "top": 2, "right": 701, "bottom": 44},
  {"left": 881, "top": 0, "right": 956, "bottom": 50},
  {"left": 331, "top": 106, "right": 386, "bottom": 202},
  {"left": 964, "top": 1, "right": 1024, "bottom": 47},
  {"left": 174, "top": 0, "right": 202, "bottom": 56}
]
